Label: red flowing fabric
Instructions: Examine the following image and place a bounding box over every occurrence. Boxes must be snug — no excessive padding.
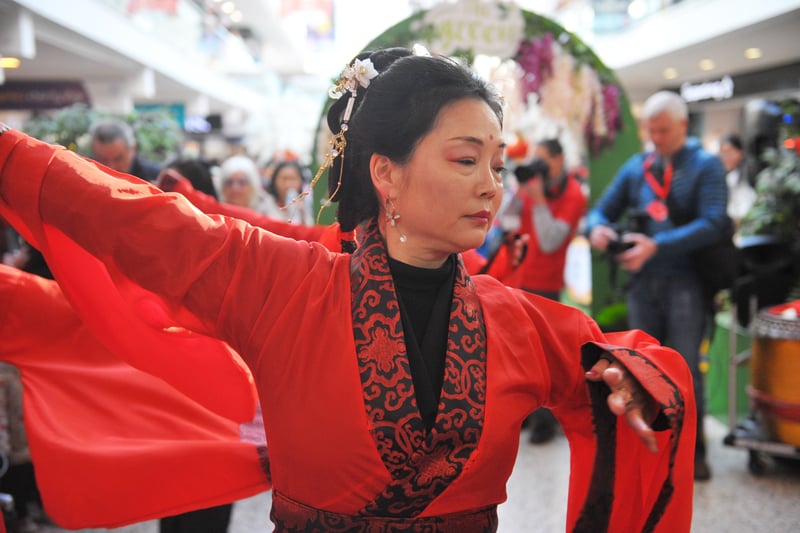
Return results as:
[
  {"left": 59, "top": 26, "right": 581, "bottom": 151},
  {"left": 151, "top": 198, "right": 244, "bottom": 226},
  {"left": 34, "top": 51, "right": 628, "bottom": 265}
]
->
[
  {"left": 0, "top": 265, "right": 270, "bottom": 528},
  {"left": 0, "top": 134, "right": 257, "bottom": 423},
  {"left": 164, "top": 176, "right": 344, "bottom": 252}
]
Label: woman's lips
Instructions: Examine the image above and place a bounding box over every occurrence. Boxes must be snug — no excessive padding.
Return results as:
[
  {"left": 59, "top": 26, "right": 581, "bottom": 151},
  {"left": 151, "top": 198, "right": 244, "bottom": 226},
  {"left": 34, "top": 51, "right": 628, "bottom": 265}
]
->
[{"left": 467, "top": 210, "right": 491, "bottom": 224}]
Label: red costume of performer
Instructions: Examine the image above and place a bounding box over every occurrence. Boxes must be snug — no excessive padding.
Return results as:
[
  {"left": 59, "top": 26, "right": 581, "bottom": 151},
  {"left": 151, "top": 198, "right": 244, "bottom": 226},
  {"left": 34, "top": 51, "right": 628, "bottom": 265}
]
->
[
  {"left": 0, "top": 264, "right": 270, "bottom": 528},
  {"left": 0, "top": 125, "right": 694, "bottom": 532},
  {"left": 159, "top": 170, "right": 345, "bottom": 251},
  {"left": 163, "top": 171, "right": 488, "bottom": 274}
]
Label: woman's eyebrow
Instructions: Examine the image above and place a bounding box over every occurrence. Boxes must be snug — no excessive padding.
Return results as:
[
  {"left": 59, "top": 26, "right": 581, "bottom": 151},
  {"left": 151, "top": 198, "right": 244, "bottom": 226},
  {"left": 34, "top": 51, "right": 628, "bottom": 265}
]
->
[{"left": 448, "top": 135, "right": 507, "bottom": 148}]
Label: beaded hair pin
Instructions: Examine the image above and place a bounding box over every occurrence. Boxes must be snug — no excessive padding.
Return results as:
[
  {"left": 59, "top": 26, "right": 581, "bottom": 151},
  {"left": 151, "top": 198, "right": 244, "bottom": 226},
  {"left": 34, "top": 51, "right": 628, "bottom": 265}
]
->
[{"left": 302, "top": 58, "right": 378, "bottom": 222}]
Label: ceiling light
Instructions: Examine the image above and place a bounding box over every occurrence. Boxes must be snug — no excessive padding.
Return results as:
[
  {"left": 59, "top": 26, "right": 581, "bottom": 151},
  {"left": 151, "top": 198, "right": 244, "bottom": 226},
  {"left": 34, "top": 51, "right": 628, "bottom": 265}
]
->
[
  {"left": 699, "top": 59, "right": 715, "bottom": 71},
  {"left": 663, "top": 67, "right": 678, "bottom": 80},
  {"left": 230, "top": 10, "right": 242, "bottom": 22},
  {"left": 628, "top": 0, "right": 647, "bottom": 19},
  {"left": 221, "top": 1, "right": 235, "bottom": 14},
  {"left": 744, "top": 47, "right": 762, "bottom": 59},
  {"left": 0, "top": 57, "right": 20, "bottom": 69}
]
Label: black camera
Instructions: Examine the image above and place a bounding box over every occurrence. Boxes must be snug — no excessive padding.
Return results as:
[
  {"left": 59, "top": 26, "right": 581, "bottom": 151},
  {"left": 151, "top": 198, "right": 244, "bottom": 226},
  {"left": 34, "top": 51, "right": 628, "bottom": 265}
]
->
[
  {"left": 514, "top": 159, "right": 549, "bottom": 184},
  {"left": 606, "top": 238, "right": 635, "bottom": 255},
  {"left": 606, "top": 209, "right": 650, "bottom": 255}
]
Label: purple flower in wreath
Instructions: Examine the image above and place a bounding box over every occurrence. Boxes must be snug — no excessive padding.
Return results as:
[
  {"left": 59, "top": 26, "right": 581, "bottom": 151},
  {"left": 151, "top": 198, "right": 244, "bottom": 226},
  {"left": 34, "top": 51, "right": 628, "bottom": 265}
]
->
[
  {"left": 603, "top": 83, "right": 622, "bottom": 139},
  {"left": 586, "top": 82, "right": 623, "bottom": 155},
  {"left": 515, "top": 33, "right": 554, "bottom": 100}
]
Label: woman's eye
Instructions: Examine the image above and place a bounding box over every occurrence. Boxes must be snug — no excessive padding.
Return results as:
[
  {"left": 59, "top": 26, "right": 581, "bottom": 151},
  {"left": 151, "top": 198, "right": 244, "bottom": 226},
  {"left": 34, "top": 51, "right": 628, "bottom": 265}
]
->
[{"left": 457, "top": 158, "right": 476, "bottom": 166}]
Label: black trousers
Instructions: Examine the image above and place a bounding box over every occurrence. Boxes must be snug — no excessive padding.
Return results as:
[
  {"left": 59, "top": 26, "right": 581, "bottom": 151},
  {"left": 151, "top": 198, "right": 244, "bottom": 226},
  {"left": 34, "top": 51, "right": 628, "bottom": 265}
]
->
[
  {"left": 159, "top": 504, "right": 233, "bottom": 533},
  {"left": 0, "top": 462, "right": 40, "bottom": 519}
]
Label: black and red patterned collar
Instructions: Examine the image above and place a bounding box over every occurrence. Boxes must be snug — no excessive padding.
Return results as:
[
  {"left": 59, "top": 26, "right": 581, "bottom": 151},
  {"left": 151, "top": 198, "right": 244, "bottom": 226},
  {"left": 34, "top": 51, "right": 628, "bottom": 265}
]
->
[{"left": 349, "top": 218, "right": 487, "bottom": 517}]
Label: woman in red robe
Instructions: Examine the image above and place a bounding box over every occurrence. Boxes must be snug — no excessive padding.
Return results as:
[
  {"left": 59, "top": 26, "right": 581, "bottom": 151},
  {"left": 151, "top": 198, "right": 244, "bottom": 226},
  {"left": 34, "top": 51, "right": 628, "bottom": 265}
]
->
[{"left": 0, "top": 47, "right": 694, "bottom": 532}]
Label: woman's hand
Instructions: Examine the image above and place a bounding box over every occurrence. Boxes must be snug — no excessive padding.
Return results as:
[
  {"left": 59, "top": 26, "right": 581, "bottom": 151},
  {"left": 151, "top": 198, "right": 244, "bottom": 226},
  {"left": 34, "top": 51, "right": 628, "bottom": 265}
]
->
[
  {"left": 585, "top": 355, "right": 660, "bottom": 453},
  {"left": 155, "top": 169, "right": 184, "bottom": 193},
  {"left": 508, "top": 233, "right": 529, "bottom": 268}
]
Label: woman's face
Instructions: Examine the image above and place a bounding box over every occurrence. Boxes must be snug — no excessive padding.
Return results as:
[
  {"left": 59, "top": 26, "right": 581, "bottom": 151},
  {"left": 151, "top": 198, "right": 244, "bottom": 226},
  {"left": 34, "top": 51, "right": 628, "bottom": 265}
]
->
[
  {"left": 222, "top": 171, "right": 254, "bottom": 207},
  {"left": 274, "top": 166, "right": 303, "bottom": 204},
  {"left": 719, "top": 141, "right": 744, "bottom": 172},
  {"left": 384, "top": 98, "right": 505, "bottom": 267}
]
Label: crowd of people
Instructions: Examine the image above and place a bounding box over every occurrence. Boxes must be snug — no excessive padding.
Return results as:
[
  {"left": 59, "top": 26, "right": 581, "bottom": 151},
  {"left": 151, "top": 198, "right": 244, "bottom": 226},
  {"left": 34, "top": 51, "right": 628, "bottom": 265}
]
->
[
  {"left": 0, "top": 45, "right": 761, "bottom": 532},
  {"left": 86, "top": 119, "right": 318, "bottom": 227}
]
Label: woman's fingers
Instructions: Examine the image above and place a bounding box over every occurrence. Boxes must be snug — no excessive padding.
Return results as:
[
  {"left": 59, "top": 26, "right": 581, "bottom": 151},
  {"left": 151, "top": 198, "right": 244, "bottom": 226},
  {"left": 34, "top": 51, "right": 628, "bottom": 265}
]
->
[
  {"left": 585, "top": 357, "right": 660, "bottom": 453},
  {"left": 584, "top": 356, "right": 613, "bottom": 381},
  {"left": 626, "top": 408, "right": 659, "bottom": 453}
]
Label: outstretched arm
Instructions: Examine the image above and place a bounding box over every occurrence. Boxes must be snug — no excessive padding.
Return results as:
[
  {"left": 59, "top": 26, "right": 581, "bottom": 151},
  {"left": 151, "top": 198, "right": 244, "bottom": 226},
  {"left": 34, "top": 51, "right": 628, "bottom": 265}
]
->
[
  {"left": 0, "top": 127, "right": 337, "bottom": 419},
  {"left": 158, "top": 169, "right": 343, "bottom": 251},
  {"left": 0, "top": 127, "right": 332, "bottom": 338}
]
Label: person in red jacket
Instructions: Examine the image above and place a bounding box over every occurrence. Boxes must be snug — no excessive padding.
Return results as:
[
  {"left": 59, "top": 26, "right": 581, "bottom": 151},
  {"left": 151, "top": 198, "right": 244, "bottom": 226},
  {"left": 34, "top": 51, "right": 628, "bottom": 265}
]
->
[
  {"left": 491, "top": 139, "right": 588, "bottom": 443},
  {"left": 502, "top": 139, "right": 587, "bottom": 300}
]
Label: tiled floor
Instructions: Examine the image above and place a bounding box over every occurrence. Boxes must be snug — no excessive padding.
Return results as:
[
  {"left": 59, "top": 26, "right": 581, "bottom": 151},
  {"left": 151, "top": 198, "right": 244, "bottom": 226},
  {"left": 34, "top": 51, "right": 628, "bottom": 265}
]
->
[{"left": 36, "top": 417, "right": 800, "bottom": 533}]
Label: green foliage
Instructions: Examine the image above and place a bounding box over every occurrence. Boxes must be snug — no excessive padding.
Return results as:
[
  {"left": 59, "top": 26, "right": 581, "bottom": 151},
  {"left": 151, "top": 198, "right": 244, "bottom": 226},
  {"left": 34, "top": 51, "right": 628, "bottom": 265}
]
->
[
  {"left": 22, "top": 103, "right": 182, "bottom": 164},
  {"left": 739, "top": 148, "right": 800, "bottom": 256},
  {"left": 595, "top": 302, "right": 629, "bottom": 332},
  {"left": 363, "top": 11, "right": 431, "bottom": 51},
  {"left": 23, "top": 103, "right": 94, "bottom": 154},
  {"left": 125, "top": 109, "right": 183, "bottom": 164}
]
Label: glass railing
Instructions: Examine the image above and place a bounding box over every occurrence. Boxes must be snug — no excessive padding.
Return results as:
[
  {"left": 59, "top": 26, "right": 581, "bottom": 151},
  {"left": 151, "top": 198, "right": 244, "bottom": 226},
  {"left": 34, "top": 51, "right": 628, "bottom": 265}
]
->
[
  {"left": 94, "top": 0, "right": 259, "bottom": 72},
  {"left": 513, "top": 0, "right": 700, "bottom": 39}
]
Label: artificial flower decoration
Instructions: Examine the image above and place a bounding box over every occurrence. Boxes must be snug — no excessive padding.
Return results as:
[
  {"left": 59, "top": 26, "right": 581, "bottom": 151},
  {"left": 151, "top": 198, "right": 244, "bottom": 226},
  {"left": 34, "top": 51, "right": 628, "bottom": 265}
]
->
[
  {"left": 329, "top": 58, "right": 379, "bottom": 99},
  {"left": 506, "top": 132, "right": 529, "bottom": 161}
]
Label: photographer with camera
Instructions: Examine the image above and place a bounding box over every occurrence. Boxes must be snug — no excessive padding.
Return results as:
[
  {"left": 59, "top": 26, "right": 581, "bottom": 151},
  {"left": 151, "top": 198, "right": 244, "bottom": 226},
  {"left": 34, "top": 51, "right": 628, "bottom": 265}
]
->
[
  {"left": 501, "top": 140, "right": 588, "bottom": 301},
  {"left": 492, "top": 139, "right": 587, "bottom": 444},
  {"left": 586, "top": 91, "right": 728, "bottom": 481}
]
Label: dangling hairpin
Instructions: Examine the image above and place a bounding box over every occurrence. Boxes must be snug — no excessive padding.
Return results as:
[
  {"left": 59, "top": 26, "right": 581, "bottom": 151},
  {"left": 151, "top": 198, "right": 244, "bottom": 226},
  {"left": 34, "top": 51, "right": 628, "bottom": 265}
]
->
[{"left": 301, "top": 58, "right": 379, "bottom": 222}]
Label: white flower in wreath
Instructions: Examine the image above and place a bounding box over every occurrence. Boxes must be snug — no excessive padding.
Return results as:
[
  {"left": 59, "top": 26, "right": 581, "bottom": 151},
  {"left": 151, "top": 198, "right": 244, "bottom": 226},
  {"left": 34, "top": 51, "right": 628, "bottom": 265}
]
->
[{"left": 539, "top": 46, "right": 575, "bottom": 122}]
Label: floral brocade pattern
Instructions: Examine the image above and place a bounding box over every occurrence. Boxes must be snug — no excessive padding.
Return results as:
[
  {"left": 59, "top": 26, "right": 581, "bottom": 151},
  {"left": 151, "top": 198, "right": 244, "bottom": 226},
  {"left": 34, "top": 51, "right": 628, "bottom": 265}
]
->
[
  {"left": 350, "top": 219, "right": 487, "bottom": 518},
  {"left": 271, "top": 491, "right": 498, "bottom": 532}
]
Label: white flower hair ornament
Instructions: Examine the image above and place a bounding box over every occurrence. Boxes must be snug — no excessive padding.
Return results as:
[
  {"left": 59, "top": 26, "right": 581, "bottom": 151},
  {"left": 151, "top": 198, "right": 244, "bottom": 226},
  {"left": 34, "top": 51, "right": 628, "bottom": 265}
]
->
[
  {"left": 306, "top": 58, "right": 380, "bottom": 222},
  {"left": 330, "top": 58, "right": 379, "bottom": 98}
]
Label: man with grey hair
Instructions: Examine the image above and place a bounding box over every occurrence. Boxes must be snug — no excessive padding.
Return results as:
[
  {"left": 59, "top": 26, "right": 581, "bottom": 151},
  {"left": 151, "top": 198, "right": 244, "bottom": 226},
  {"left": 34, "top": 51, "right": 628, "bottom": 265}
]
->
[
  {"left": 585, "top": 90, "right": 728, "bottom": 481},
  {"left": 90, "top": 119, "right": 161, "bottom": 182}
]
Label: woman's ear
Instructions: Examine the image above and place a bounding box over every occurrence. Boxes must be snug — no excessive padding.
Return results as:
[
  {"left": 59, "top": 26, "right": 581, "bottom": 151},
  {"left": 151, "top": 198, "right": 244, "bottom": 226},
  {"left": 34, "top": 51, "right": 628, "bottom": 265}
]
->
[{"left": 369, "top": 153, "right": 397, "bottom": 202}]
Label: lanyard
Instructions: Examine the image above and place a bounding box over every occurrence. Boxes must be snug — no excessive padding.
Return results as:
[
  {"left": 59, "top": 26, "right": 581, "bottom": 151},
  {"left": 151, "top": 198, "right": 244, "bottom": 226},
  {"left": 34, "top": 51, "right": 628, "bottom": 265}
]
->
[{"left": 643, "top": 153, "right": 673, "bottom": 200}]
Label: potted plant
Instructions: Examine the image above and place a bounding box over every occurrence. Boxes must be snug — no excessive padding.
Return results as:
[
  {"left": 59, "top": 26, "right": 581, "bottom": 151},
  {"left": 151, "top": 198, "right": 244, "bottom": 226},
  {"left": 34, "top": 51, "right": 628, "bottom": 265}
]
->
[
  {"left": 23, "top": 103, "right": 181, "bottom": 164},
  {"left": 738, "top": 146, "right": 800, "bottom": 301},
  {"left": 739, "top": 147, "right": 800, "bottom": 247}
]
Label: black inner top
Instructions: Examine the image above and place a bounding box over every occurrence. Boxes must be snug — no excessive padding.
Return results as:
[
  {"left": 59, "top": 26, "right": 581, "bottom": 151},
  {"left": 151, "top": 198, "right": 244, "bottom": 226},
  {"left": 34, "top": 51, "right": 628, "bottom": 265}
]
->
[{"left": 388, "top": 255, "right": 455, "bottom": 431}]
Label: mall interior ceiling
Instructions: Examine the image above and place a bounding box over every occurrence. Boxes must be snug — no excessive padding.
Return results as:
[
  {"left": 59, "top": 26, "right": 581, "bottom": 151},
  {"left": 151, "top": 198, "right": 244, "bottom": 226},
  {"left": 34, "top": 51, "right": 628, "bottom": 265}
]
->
[{"left": 1, "top": 0, "right": 799, "bottom": 121}]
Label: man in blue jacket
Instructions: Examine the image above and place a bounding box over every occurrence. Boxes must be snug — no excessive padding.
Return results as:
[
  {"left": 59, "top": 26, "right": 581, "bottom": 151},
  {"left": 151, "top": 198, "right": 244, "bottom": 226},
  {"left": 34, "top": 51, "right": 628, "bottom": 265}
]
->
[{"left": 586, "top": 90, "right": 727, "bottom": 481}]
